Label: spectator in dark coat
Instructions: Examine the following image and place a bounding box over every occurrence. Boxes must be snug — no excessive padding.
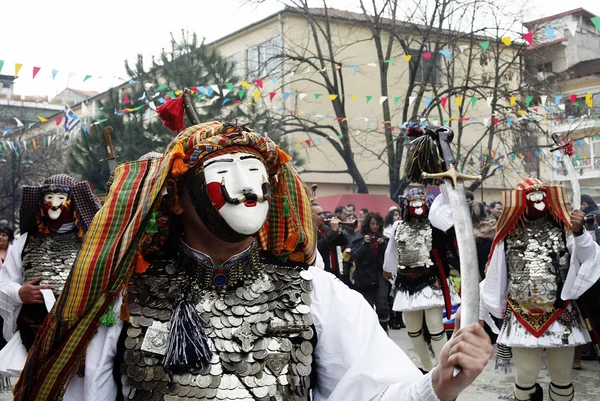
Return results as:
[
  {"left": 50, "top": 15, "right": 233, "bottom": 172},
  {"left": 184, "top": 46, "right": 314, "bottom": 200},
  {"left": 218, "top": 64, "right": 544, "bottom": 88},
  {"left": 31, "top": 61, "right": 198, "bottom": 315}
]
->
[
  {"left": 351, "top": 212, "right": 390, "bottom": 332},
  {"left": 312, "top": 204, "right": 347, "bottom": 278}
]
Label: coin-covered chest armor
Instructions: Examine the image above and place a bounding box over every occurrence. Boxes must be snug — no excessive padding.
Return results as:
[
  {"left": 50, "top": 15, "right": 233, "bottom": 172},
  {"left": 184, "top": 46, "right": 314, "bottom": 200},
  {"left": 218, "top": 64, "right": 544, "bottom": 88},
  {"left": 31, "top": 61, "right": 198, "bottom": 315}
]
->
[
  {"left": 121, "top": 247, "right": 315, "bottom": 401},
  {"left": 505, "top": 217, "right": 570, "bottom": 335},
  {"left": 22, "top": 231, "right": 81, "bottom": 299},
  {"left": 395, "top": 218, "right": 434, "bottom": 269}
]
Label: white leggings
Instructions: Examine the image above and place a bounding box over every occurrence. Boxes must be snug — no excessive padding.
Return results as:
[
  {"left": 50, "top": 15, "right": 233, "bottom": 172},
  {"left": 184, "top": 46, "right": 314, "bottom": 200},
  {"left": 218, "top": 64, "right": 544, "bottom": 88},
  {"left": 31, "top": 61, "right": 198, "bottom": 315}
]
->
[
  {"left": 512, "top": 347, "right": 575, "bottom": 401},
  {"left": 403, "top": 308, "right": 447, "bottom": 371}
]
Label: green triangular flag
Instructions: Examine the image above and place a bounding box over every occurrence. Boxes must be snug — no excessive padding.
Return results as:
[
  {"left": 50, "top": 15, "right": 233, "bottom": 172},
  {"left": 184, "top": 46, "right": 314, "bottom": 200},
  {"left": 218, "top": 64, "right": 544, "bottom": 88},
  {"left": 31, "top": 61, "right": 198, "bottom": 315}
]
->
[
  {"left": 315, "top": 94, "right": 322, "bottom": 99},
  {"left": 384, "top": 59, "right": 394, "bottom": 64},
  {"left": 166, "top": 91, "right": 176, "bottom": 99},
  {"left": 83, "top": 75, "right": 92, "bottom": 82},
  {"left": 511, "top": 154, "right": 516, "bottom": 160},
  {"left": 443, "top": 119, "right": 449, "bottom": 125},
  {"left": 480, "top": 41, "right": 490, "bottom": 51},
  {"left": 525, "top": 96, "right": 533, "bottom": 107},
  {"left": 0, "top": 60, "right": 4, "bottom": 73},
  {"left": 594, "top": 135, "right": 600, "bottom": 140},
  {"left": 198, "top": 93, "right": 206, "bottom": 100},
  {"left": 591, "top": 16, "right": 600, "bottom": 32},
  {"left": 337, "top": 134, "right": 343, "bottom": 140},
  {"left": 573, "top": 102, "right": 579, "bottom": 107},
  {"left": 366, "top": 96, "right": 373, "bottom": 103},
  {"left": 155, "top": 84, "right": 168, "bottom": 92},
  {"left": 471, "top": 97, "right": 478, "bottom": 107},
  {"left": 226, "top": 83, "right": 234, "bottom": 91},
  {"left": 238, "top": 89, "right": 246, "bottom": 99},
  {"left": 393, "top": 96, "right": 401, "bottom": 104}
]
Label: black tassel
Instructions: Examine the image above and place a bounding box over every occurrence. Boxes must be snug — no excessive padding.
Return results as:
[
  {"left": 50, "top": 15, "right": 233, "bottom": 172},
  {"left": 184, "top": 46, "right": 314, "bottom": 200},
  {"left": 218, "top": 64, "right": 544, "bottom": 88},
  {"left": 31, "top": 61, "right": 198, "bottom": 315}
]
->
[
  {"left": 404, "top": 133, "right": 444, "bottom": 185},
  {"left": 163, "top": 298, "right": 212, "bottom": 374}
]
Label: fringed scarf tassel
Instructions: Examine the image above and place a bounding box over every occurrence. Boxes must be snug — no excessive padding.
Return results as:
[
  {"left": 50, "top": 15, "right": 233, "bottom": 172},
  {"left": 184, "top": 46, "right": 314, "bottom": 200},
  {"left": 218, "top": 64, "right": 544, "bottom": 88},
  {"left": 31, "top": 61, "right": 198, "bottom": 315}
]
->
[
  {"left": 495, "top": 343, "right": 513, "bottom": 373},
  {"left": 163, "top": 298, "right": 212, "bottom": 374}
]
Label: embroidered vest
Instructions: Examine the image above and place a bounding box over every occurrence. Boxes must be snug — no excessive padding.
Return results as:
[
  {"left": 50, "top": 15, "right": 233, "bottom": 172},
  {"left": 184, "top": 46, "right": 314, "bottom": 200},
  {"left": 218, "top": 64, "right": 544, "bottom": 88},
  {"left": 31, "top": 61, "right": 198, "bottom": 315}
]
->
[
  {"left": 22, "top": 231, "right": 81, "bottom": 299},
  {"left": 505, "top": 217, "right": 570, "bottom": 337},
  {"left": 120, "top": 251, "right": 315, "bottom": 400}
]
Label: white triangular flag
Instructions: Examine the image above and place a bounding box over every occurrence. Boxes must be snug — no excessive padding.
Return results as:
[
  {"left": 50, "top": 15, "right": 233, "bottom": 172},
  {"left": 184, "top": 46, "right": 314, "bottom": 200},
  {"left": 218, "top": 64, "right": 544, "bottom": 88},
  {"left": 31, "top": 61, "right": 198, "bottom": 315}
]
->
[
  {"left": 567, "top": 21, "right": 578, "bottom": 37},
  {"left": 486, "top": 97, "right": 493, "bottom": 107},
  {"left": 210, "top": 85, "right": 220, "bottom": 95},
  {"left": 148, "top": 101, "right": 157, "bottom": 111},
  {"left": 68, "top": 72, "right": 76, "bottom": 78},
  {"left": 222, "top": 89, "right": 230, "bottom": 97},
  {"left": 540, "top": 95, "right": 548, "bottom": 106},
  {"left": 288, "top": 71, "right": 295, "bottom": 77},
  {"left": 209, "top": 96, "right": 220, "bottom": 104},
  {"left": 459, "top": 45, "right": 469, "bottom": 53},
  {"left": 298, "top": 93, "right": 307, "bottom": 101},
  {"left": 484, "top": 117, "right": 491, "bottom": 127},
  {"left": 14, "top": 117, "right": 23, "bottom": 127},
  {"left": 379, "top": 96, "right": 388, "bottom": 105},
  {"left": 367, "top": 63, "right": 377, "bottom": 67},
  {"left": 81, "top": 103, "right": 90, "bottom": 116},
  {"left": 409, "top": 96, "right": 416, "bottom": 106}
]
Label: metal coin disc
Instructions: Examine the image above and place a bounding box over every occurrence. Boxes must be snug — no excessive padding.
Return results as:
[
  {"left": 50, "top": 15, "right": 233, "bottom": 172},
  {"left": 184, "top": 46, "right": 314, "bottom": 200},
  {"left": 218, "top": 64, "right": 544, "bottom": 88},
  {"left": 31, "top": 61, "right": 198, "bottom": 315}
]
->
[{"left": 299, "top": 270, "right": 313, "bottom": 281}]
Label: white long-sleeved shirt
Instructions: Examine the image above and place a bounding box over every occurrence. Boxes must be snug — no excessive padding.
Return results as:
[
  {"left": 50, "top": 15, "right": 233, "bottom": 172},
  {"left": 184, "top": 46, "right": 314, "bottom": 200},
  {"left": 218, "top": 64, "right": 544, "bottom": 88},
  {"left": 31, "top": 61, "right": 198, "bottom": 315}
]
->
[
  {"left": 0, "top": 233, "right": 28, "bottom": 341},
  {"left": 64, "top": 266, "right": 443, "bottom": 401},
  {"left": 479, "top": 232, "right": 600, "bottom": 346}
]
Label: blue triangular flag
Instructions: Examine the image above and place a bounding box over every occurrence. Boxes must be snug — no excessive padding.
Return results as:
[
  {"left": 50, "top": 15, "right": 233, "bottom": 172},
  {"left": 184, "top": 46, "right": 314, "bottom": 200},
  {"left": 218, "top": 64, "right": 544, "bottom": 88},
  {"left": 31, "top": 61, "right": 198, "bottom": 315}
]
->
[
  {"left": 439, "top": 49, "right": 451, "bottom": 60},
  {"left": 425, "top": 97, "right": 432, "bottom": 109},
  {"left": 544, "top": 27, "right": 555, "bottom": 41},
  {"left": 271, "top": 77, "right": 278, "bottom": 84},
  {"left": 206, "top": 87, "right": 214, "bottom": 96},
  {"left": 555, "top": 95, "right": 562, "bottom": 105},
  {"left": 52, "top": 69, "right": 59, "bottom": 80},
  {"left": 284, "top": 92, "right": 292, "bottom": 99},
  {"left": 507, "top": 117, "right": 513, "bottom": 127},
  {"left": 222, "top": 98, "right": 231, "bottom": 106}
]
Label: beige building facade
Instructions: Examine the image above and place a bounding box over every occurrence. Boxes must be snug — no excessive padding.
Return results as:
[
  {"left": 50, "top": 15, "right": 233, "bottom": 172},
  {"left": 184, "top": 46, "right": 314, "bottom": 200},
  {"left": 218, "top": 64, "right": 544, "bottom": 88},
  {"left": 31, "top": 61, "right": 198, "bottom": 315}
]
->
[{"left": 212, "top": 7, "right": 524, "bottom": 202}]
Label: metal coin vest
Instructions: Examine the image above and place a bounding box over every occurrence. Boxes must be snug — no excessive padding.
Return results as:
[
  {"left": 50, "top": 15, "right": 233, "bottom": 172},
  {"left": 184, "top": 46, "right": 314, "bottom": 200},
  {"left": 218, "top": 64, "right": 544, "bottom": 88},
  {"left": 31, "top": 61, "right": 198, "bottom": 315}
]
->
[
  {"left": 120, "top": 254, "right": 315, "bottom": 401},
  {"left": 22, "top": 231, "right": 81, "bottom": 299},
  {"left": 505, "top": 216, "right": 573, "bottom": 337},
  {"left": 395, "top": 218, "right": 434, "bottom": 269}
]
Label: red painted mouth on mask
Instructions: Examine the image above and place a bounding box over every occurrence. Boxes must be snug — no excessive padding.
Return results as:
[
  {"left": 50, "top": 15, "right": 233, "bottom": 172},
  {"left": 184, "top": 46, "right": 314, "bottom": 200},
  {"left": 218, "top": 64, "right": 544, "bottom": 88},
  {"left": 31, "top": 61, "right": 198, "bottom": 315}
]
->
[{"left": 244, "top": 200, "right": 257, "bottom": 207}]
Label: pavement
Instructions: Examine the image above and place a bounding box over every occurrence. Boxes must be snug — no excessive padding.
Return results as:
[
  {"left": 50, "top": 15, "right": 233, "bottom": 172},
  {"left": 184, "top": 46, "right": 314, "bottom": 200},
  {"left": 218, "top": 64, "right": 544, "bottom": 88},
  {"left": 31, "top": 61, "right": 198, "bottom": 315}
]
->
[
  {"left": 0, "top": 330, "right": 597, "bottom": 400},
  {"left": 389, "top": 328, "right": 600, "bottom": 400}
]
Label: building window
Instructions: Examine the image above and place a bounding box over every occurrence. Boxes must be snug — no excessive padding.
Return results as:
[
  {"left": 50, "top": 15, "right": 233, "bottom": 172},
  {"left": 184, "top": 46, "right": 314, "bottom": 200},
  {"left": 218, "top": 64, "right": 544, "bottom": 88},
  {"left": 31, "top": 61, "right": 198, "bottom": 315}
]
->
[
  {"left": 246, "top": 36, "right": 282, "bottom": 80},
  {"left": 226, "top": 53, "right": 243, "bottom": 80},
  {"left": 536, "top": 62, "right": 553, "bottom": 73},
  {"left": 408, "top": 49, "right": 442, "bottom": 85}
]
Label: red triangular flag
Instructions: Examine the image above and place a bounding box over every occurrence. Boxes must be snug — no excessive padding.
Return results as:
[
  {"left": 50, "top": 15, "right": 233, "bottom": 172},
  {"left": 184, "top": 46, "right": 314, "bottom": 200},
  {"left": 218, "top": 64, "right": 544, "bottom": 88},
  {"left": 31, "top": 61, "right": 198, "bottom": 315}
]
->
[
  {"left": 269, "top": 91, "right": 277, "bottom": 101},
  {"left": 570, "top": 94, "right": 577, "bottom": 105},
  {"left": 441, "top": 97, "right": 448, "bottom": 108},
  {"left": 422, "top": 52, "right": 432, "bottom": 59},
  {"left": 33, "top": 67, "right": 41, "bottom": 79},
  {"left": 256, "top": 79, "right": 264, "bottom": 89},
  {"left": 494, "top": 118, "right": 499, "bottom": 126},
  {"left": 305, "top": 140, "right": 311, "bottom": 147},
  {"left": 123, "top": 92, "right": 131, "bottom": 104},
  {"left": 56, "top": 117, "right": 62, "bottom": 126},
  {"left": 522, "top": 32, "right": 533, "bottom": 45}
]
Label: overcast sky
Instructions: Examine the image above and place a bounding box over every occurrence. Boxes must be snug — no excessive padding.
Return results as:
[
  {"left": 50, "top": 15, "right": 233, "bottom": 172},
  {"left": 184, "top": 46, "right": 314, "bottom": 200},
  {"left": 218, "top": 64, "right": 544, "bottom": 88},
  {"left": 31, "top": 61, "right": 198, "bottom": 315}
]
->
[{"left": 3, "top": 0, "right": 599, "bottom": 98}]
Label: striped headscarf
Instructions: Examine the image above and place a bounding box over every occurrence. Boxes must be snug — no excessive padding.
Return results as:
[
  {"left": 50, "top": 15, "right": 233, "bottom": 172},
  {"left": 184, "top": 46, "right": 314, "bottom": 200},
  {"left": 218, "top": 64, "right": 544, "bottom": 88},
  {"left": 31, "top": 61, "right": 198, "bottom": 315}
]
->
[
  {"left": 488, "top": 177, "right": 571, "bottom": 262},
  {"left": 15, "top": 121, "right": 316, "bottom": 400}
]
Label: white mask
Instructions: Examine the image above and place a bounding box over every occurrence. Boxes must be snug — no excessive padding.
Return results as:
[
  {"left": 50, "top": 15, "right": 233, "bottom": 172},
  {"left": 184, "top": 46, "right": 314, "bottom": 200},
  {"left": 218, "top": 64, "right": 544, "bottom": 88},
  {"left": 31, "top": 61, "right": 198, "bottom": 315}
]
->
[
  {"left": 526, "top": 190, "right": 547, "bottom": 211},
  {"left": 203, "top": 152, "right": 269, "bottom": 235},
  {"left": 43, "top": 192, "right": 69, "bottom": 220}
]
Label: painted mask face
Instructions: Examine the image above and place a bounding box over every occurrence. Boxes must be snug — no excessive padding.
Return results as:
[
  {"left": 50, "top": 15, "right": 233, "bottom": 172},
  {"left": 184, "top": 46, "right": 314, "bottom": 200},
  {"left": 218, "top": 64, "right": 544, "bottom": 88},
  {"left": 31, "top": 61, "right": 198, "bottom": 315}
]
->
[
  {"left": 43, "top": 192, "right": 70, "bottom": 220},
  {"left": 202, "top": 152, "right": 270, "bottom": 236},
  {"left": 525, "top": 190, "right": 547, "bottom": 217},
  {"left": 408, "top": 195, "right": 427, "bottom": 217}
]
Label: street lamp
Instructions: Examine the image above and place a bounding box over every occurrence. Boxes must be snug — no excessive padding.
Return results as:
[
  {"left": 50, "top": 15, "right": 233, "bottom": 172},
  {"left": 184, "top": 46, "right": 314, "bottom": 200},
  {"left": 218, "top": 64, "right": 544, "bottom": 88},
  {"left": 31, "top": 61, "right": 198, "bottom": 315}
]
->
[{"left": 0, "top": 150, "right": 33, "bottom": 227}]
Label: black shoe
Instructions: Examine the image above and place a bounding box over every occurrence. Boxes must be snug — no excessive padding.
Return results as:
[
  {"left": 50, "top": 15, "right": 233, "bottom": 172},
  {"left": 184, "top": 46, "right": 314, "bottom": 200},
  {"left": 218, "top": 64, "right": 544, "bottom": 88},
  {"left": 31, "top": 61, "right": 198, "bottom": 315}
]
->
[{"left": 390, "top": 321, "right": 402, "bottom": 330}]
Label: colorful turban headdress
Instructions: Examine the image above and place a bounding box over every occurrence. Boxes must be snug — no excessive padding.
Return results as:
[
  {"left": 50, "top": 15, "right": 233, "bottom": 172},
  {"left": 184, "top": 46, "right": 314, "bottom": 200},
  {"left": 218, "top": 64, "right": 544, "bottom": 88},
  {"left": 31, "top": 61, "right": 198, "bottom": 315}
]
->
[
  {"left": 488, "top": 177, "right": 571, "bottom": 262},
  {"left": 16, "top": 121, "right": 316, "bottom": 400},
  {"left": 19, "top": 174, "right": 101, "bottom": 237}
]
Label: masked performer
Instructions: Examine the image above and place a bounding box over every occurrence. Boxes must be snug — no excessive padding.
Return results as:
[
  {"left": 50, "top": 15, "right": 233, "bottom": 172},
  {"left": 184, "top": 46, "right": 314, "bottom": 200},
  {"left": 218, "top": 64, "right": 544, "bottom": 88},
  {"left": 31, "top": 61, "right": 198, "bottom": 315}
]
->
[
  {"left": 0, "top": 174, "right": 101, "bottom": 376},
  {"left": 479, "top": 178, "right": 600, "bottom": 401},
  {"left": 16, "top": 118, "right": 492, "bottom": 401},
  {"left": 383, "top": 188, "right": 460, "bottom": 372}
]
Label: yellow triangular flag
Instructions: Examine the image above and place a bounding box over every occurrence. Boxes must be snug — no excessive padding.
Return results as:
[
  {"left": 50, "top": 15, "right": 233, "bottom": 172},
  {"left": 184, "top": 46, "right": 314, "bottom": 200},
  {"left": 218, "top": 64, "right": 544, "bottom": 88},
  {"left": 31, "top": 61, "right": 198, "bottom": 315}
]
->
[
  {"left": 518, "top": 109, "right": 526, "bottom": 115},
  {"left": 351, "top": 95, "right": 358, "bottom": 101},
  {"left": 37, "top": 115, "right": 48, "bottom": 122},
  {"left": 404, "top": 55, "right": 412, "bottom": 62},
  {"left": 175, "top": 89, "right": 182, "bottom": 96},
  {"left": 510, "top": 96, "right": 517, "bottom": 106},
  {"left": 241, "top": 81, "right": 251, "bottom": 89},
  {"left": 15, "top": 63, "right": 23, "bottom": 77},
  {"left": 456, "top": 97, "right": 463, "bottom": 107},
  {"left": 586, "top": 93, "right": 593, "bottom": 108},
  {"left": 329, "top": 94, "right": 338, "bottom": 100},
  {"left": 253, "top": 91, "right": 260, "bottom": 101},
  {"left": 501, "top": 37, "right": 512, "bottom": 46}
]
